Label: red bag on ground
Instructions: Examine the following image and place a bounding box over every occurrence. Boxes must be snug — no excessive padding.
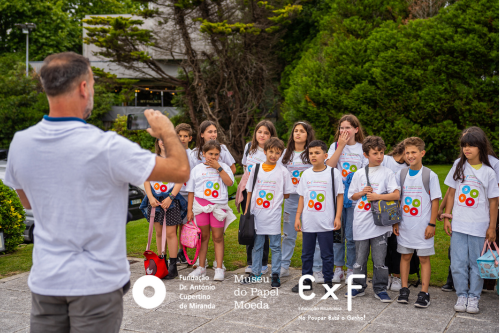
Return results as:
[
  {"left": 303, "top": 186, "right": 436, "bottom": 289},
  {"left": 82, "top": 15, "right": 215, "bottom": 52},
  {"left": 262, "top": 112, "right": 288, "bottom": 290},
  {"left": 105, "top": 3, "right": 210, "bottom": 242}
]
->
[{"left": 144, "top": 206, "right": 168, "bottom": 279}]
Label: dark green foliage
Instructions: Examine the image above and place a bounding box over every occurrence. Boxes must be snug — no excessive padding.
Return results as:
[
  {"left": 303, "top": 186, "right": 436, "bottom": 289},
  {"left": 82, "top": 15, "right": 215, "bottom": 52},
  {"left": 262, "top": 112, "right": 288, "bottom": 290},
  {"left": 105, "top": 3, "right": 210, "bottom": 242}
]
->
[
  {"left": 283, "top": 0, "right": 498, "bottom": 163},
  {"left": 0, "top": 180, "right": 26, "bottom": 253}
]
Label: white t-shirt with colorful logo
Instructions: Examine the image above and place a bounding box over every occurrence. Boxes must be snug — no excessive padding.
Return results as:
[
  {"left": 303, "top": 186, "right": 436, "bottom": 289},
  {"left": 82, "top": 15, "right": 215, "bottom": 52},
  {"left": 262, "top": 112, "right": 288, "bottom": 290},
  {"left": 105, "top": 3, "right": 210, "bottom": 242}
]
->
[
  {"left": 241, "top": 144, "right": 267, "bottom": 175},
  {"left": 444, "top": 162, "right": 499, "bottom": 237},
  {"left": 190, "top": 144, "right": 236, "bottom": 172},
  {"left": 395, "top": 168, "right": 442, "bottom": 249},
  {"left": 382, "top": 155, "right": 408, "bottom": 174},
  {"left": 150, "top": 181, "right": 175, "bottom": 195},
  {"left": 282, "top": 149, "right": 312, "bottom": 194},
  {"left": 246, "top": 164, "right": 295, "bottom": 235},
  {"left": 327, "top": 142, "right": 369, "bottom": 181},
  {"left": 297, "top": 166, "right": 344, "bottom": 232},
  {"left": 348, "top": 166, "right": 400, "bottom": 241},
  {"left": 454, "top": 155, "right": 499, "bottom": 184},
  {"left": 185, "top": 162, "right": 234, "bottom": 205}
]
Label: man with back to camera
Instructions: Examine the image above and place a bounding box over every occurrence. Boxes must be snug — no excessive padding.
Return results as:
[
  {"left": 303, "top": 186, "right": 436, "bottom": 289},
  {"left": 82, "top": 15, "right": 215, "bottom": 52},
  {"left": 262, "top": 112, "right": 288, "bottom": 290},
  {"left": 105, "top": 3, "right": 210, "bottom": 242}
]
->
[{"left": 4, "top": 52, "right": 190, "bottom": 332}]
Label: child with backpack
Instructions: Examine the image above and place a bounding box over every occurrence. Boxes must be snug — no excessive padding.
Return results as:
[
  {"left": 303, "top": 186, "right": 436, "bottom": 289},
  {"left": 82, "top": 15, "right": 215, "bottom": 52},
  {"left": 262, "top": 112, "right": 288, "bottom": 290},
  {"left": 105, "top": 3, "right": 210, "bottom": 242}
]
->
[
  {"left": 346, "top": 136, "right": 400, "bottom": 302},
  {"left": 393, "top": 137, "right": 442, "bottom": 308},
  {"left": 443, "top": 131, "right": 499, "bottom": 314},
  {"left": 241, "top": 138, "right": 295, "bottom": 288},
  {"left": 186, "top": 140, "right": 236, "bottom": 281},
  {"left": 236, "top": 120, "right": 277, "bottom": 275},
  {"left": 326, "top": 114, "right": 368, "bottom": 284},
  {"left": 291, "top": 140, "right": 344, "bottom": 293}
]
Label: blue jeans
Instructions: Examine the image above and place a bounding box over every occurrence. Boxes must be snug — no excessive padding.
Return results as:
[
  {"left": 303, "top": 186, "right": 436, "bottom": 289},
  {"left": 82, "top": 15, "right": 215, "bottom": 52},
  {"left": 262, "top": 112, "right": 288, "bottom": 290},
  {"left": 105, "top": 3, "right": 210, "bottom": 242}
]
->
[
  {"left": 253, "top": 234, "right": 281, "bottom": 276},
  {"left": 282, "top": 194, "right": 322, "bottom": 272},
  {"left": 333, "top": 206, "right": 355, "bottom": 269},
  {"left": 302, "top": 231, "right": 334, "bottom": 283},
  {"left": 451, "top": 231, "right": 485, "bottom": 299}
]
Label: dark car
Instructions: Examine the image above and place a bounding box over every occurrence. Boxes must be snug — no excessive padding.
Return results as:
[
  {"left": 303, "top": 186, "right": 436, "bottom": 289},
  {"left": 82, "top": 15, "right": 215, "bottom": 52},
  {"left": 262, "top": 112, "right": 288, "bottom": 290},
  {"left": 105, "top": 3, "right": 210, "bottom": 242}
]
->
[{"left": 128, "top": 184, "right": 146, "bottom": 221}]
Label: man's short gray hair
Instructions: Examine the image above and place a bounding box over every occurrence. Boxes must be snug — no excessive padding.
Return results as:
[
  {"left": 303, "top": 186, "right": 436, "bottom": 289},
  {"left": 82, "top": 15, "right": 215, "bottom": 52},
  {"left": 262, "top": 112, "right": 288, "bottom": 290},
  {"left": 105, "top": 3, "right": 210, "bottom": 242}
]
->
[{"left": 40, "top": 52, "right": 91, "bottom": 97}]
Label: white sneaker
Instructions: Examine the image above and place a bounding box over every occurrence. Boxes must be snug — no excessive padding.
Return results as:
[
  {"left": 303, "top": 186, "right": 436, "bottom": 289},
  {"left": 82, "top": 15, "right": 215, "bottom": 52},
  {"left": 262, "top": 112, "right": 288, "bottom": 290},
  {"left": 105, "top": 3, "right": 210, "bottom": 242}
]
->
[
  {"left": 390, "top": 276, "right": 402, "bottom": 291},
  {"left": 189, "top": 266, "right": 206, "bottom": 277},
  {"left": 193, "top": 258, "right": 208, "bottom": 269},
  {"left": 214, "top": 268, "right": 225, "bottom": 281},
  {"left": 345, "top": 270, "right": 353, "bottom": 284},
  {"left": 466, "top": 297, "right": 479, "bottom": 314},
  {"left": 245, "top": 265, "right": 253, "bottom": 273},
  {"left": 454, "top": 296, "right": 468, "bottom": 312},
  {"left": 387, "top": 275, "right": 393, "bottom": 290},
  {"left": 280, "top": 267, "right": 290, "bottom": 277},
  {"left": 261, "top": 266, "right": 269, "bottom": 274},
  {"left": 332, "top": 268, "right": 344, "bottom": 283},
  {"left": 313, "top": 271, "right": 324, "bottom": 284},
  {"left": 213, "top": 260, "right": 226, "bottom": 270}
]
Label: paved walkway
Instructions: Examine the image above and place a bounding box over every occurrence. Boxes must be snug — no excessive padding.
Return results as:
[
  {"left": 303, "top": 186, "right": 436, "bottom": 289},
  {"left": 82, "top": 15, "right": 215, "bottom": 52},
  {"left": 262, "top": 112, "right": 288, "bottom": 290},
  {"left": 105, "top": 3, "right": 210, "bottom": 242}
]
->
[{"left": 0, "top": 260, "right": 498, "bottom": 333}]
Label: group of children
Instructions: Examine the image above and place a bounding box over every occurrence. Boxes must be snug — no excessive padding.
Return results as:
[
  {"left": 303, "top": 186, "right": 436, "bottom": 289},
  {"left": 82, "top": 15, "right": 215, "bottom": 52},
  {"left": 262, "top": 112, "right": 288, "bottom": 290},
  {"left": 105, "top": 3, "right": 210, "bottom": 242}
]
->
[{"left": 144, "top": 114, "right": 499, "bottom": 314}]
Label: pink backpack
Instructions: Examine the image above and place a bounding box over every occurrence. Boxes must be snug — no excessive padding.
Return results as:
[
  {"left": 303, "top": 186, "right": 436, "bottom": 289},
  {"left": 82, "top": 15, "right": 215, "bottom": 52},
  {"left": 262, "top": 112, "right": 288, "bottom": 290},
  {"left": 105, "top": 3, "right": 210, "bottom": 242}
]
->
[{"left": 180, "top": 217, "right": 201, "bottom": 265}]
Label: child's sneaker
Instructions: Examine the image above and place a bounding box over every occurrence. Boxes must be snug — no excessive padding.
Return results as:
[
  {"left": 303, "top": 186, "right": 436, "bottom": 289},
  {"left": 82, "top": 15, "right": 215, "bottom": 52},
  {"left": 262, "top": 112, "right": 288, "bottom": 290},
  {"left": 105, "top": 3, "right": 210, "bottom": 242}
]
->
[
  {"left": 280, "top": 267, "right": 290, "bottom": 277},
  {"left": 213, "top": 260, "right": 226, "bottom": 270},
  {"left": 313, "top": 271, "right": 324, "bottom": 284},
  {"left": 344, "top": 289, "right": 365, "bottom": 298},
  {"left": 390, "top": 276, "right": 402, "bottom": 292},
  {"left": 188, "top": 266, "right": 206, "bottom": 277},
  {"left": 345, "top": 269, "right": 353, "bottom": 284},
  {"left": 240, "top": 273, "right": 262, "bottom": 285},
  {"left": 261, "top": 266, "right": 269, "bottom": 274},
  {"left": 466, "top": 297, "right": 479, "bottom": 314},
  {"left": 441, "top": 283, "right": 455, "bottom": 292},
  {"left": 387, "top": 275, "right": 392, "bottom": 290},
  {"left": 375, "top": 291, "right": 392, "bottom": 303},
  {"left": 397, "top": 287, "right": 410, "bottom": 304},
  {"left": 292, "top": 278, "right": 313, "bottom": 293},
  {"left": 271, "top": 273, "right": 281, "bottom": 288},
  {"left": 245, "top": 265, "right": 253, "bottom": 273},
  {"left": 454, "top": 296, "right": 468, "bottom": 312},
  {"left": 177, "top": 249, "right": 187, "bottom": 264},
  {"left": 332, "top": 268, "right": 344, "bottom": 283},
  {"left": 213, "top": 268, "right": 225, "bottom": 281},
  {"left": 414, "top": 292, "right": 430, "bottom": 308}
]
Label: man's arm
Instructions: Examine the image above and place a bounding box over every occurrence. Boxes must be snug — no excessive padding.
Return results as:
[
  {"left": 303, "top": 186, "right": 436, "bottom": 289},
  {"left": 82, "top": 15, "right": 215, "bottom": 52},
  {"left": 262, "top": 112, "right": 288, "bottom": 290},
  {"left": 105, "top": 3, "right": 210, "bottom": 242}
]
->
[
  {"left": 16, "top": 189, "right": 31, "bottom": 210},
  {"left": 145, "top": 110, "right": 190, "bottom": 183}
]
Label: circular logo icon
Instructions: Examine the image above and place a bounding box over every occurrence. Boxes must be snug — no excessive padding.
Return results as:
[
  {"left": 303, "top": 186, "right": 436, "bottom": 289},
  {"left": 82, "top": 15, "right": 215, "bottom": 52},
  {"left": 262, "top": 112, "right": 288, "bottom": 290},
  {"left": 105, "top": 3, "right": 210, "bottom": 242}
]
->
[
  {"left": 300, "top": 171, "right": 304, "bottom": 177},
  {"left": 405, "top": 197, "right": 412, "bottom": 205},
  {"left": 410, "top": 207, "right": 418, "bottom": 216},
  {"left": 350, "top": 165, "right": 357, "bottom": 172},
  {"left": 308, "top": 200, "right": 314, "bottom": 208},
  {"left": 470, "top": 189, "right": 479, "bottom": 198},
  {"left": 458, "top": 194, "right": 466, "bottom": 203},
  {"left": 248, "top": 165, "right": 253, "bottom": 173},
  {"left": 362, "top": 195, "right": 367, "bottom": 201},
  {"left": 266, "top": 193, "right": 274, "bottom": 201},
  {"left": 154, "top": 183, "right": 160, "bottom": 190},
  {"left": 466, "top": 198, "right": 475, "bottom": 207},
  {"left": 342, "top": 169, "right": 348, "bottom": 177},
  {"left": 317, "top": 193, "right": 325, "bottom": 202},
  {"left": 214, "top": 183, "right": 220, "bottom": 190},
  {"left": 160, "top": 185, "right": 167, "bottom": 192},
  {"left": 364, "top": 203, "right": 371, "bottom": 211},
  {"left": 212, "top": 190, "right": 219, "bottom": 198},
  {"left": 259, "top": 190, "right": 266, "bottom": 198},
  {"left": 314, "top": 202, "right": 322, "bottom": 211},
  {"left": 257, "top": 198, "right": 264, "bottom": 206},
  {"left": 403, "top": 205, "right": 410, "bottom": 213},
  {"left": 206, "top": 181, "right": 213, "bottom": 189},
  {"left": 412, "top": 199, "right": 421, "bottom": 208},
  {"left": 310, "top": 191, "right": 317, "bottom": 200},
  {"left": 292, "top": 170, "right": 300, "bottom": 177},
  {"left": 462, "top": 185, "right": 471, "bottom": 194},
  {"left": 358, "top": 202, "right": 365, "bottom": 209},
  {"left": 204, "top": 189, "right": 212, "bottom": 196},
  {"left": 292, "top": 178, "right": 298, "bottom": 185},
  {"left": 343, "top": 162, "right": 350, "bottom": 170},
  {"left": 263, "top": 201, "right": 271, "bottom": 208}
]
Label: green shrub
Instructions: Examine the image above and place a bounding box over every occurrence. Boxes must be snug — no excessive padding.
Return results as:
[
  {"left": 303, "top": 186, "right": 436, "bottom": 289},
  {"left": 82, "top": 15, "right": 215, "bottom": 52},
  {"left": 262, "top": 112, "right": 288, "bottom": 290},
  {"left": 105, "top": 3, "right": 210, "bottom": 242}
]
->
[
  {"left": 110, "top": 115, "right": 156, "bottom": 151},
  {"left": 0, "top": 180, "right": 26, "bottom": 253}
]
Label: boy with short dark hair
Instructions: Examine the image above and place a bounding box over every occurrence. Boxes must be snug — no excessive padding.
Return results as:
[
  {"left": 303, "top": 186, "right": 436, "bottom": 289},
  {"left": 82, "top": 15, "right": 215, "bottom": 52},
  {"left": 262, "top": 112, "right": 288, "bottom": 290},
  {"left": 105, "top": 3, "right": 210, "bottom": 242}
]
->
[
  {"left": 291, "top": 140, "right": 344, "bottom": 294},
  {"left": 346, "top": 136, "right": 401, "bottom": 302},
  {"left": 394, "top": 137, "right": 442, "bottom": 308},
  {"left": 242, "top": 137, "right": 294, "bottom": 288}
]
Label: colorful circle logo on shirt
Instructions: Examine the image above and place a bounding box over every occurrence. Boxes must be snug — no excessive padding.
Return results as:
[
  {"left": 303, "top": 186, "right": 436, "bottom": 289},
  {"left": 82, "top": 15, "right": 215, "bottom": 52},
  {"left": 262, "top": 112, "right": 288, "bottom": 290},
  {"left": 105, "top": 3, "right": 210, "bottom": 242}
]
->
[
  {"left": 292, "top": 170, "right": 300, "bottom": 177},
  {"left": 412, "top": 199, "right": 421, "bottom": 207},
  {"left": 204, "top": 189, "right": 212, "bottom": 196},
  {"left": 405, "top": 197, "right": 412, "bottom": 205},
  {"left": 410, "top": 207, "right": 418, "bottom": 216},
  {"left": 257, "top": 198, "right": 264, "bottom": 206},
  {"left": 364, "top": 203, "right": 371, "bottom": 211},
  {"left": 206, "top": 181, "right": 213, "bottom": 189},
  {"left": 350, "top": 165, "right": 357, "bottom": 172},
  {"left": 362, "top": 195, "right": 367, "bottom": 201},
  {"left": 316, "top": 193, "right": 325, "bottom": 202},
  {"left": 266, "top": 193, "right": 274, "bottom": 201},
  {"left": 461, "top": 185, "right": 471, "bottom": 194},
  {"left": 154, "top": 183, "right": 160, "bottom": 190},
  {"left": 343, "top": 162, "right": 350, "bottom": 170},
  {"left": 310, "top": 191, "right": 317, "bottom": 200},
  {"left": 466, "top": 198, "right": 475, "bottom": 207},
  {"left": 459, "top": 194, "right": 466, "bottom": 203},
  {"left": 292, "top": 178, "right": 299, "bottom": 185},
  {"left": 358, "top": 201, "right": 365, "bottom": 209},
  {"left": 259, "top": 190, "right": 266, "bottom": 198},
  {"left": 342, "top": 169, "right": 348, "bottom": 177},
  {"left": 160, "top": 185, "right": 167, "bottom": 192},
  {"left": 263, "top": 201, "right": 271, "bottom": 208},
  {"left": 308, "top": 200, "right": 314, "bottom": 208},
  {"left": 470, "top": 189, "right": 479, "bottom": 198},
  {"left": 458, "top": 184, "right": 479, "bottom": 208},
  {"left": 314, "top": 202, "right": 322, "bottom": 211},
  {"left": 403, "top": 205, "right": 410, "bottom": 213},
  {"left": 300, "top": 171, "right": 304, "bottom": 176},
  {"left": 212, "top": 190, "right": 219, "bottom": 198},
  {"left": 214, "top": 183, "right": 220, "bottom": 190},
  {"left": 248, "top": 165, "right": 253, "bottom": 173}
]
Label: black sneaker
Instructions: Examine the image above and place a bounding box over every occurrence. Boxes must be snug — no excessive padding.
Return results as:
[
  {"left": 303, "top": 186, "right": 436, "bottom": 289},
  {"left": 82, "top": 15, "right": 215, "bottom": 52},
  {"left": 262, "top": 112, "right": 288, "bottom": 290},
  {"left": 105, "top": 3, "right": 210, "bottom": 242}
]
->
[
  {"left": 292, "top": 278, "right": 313, "bottom": 293},
  {"left": 240, "top": 273, "right": 262, "bottom": 285},
  {"left": 177, "top": 249, "right": 187, "bottom": 264},
  {"left": 441, "top": 283, "right": 454, "bottom": 292},
  {"left": 271, "top": 273, "right": 281, "bottom": 288},
  {"left": 397, "top": 287, "right": 410, "bottom": 304},
  {"left": 414, "top": 292, "right": 430, "bottom": 308}
]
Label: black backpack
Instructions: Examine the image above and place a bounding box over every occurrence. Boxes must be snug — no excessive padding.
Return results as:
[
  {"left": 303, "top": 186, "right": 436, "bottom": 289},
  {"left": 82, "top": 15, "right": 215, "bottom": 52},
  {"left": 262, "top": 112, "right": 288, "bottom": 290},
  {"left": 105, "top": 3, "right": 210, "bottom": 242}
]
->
[{"left": 238, "top": 163, "right": 260, "bottom": 245}]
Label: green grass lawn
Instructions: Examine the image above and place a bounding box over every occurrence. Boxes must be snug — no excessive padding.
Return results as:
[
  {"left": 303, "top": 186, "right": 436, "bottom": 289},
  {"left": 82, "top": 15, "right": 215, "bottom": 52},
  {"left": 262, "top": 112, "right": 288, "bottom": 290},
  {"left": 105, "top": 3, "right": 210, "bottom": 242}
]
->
[{"left": 0, "top": 165, "right": 455, "bottom": 285}]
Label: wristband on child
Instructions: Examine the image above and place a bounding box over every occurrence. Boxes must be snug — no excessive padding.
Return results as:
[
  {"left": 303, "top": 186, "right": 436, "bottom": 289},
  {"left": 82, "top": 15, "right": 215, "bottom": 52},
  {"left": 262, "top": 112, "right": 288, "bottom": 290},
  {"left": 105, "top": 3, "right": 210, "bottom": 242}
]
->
[
  {"left": 428, "top": 223, "right": 436, "bottom": 227},
  {"left": 168, "top": 193, "right": 175, "bottom": 200}
]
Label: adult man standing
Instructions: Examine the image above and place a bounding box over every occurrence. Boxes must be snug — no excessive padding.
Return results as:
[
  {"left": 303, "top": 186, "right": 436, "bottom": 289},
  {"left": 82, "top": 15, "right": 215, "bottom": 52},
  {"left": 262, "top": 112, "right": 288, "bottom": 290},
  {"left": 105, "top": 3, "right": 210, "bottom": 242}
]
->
[{"left": 4, "top": 52, "right": 189, "bottom": 332}]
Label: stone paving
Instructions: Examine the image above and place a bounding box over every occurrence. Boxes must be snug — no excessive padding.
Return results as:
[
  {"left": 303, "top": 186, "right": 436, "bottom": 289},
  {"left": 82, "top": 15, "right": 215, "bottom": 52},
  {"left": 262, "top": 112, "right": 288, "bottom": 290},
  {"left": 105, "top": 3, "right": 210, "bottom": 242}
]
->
[{"left": 0, "top": 259, "right": 498, "bottom": 333}]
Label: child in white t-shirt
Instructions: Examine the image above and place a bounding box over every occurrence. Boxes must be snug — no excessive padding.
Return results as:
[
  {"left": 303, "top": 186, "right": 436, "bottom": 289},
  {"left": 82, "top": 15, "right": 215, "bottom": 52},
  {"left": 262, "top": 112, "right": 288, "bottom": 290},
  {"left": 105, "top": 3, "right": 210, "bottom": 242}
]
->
[
  {"left": 242, "top": 138, "right": 294, "bottom": 288},
  {"left": 186, "top": 140, "right": 235, "bottom": 281},
  {"left": 347, "top": 136, "right": 400, "bottom": 302},
  {"left": 291, "top": 140, "right": 343, "bottom": 294},
  {"left": 392, "top": 137, "right": 442, "bottom": 308},
  {"left": 443, "top": 131, "right": 499, "bottom": 314}
]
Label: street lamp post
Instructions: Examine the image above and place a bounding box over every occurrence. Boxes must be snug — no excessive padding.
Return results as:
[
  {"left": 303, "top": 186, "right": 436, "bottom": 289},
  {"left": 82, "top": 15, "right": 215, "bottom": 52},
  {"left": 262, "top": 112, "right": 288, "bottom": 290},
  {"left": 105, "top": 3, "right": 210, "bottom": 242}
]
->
[{"left": 14, "top": 23, "right": 37, "bottom": 77}]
